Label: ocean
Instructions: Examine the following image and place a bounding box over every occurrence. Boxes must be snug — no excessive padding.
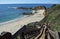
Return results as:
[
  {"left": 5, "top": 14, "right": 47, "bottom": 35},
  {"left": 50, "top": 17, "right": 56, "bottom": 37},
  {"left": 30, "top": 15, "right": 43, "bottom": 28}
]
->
[{"left": 0, "top": 4, "right": 52, "bottom": 23}]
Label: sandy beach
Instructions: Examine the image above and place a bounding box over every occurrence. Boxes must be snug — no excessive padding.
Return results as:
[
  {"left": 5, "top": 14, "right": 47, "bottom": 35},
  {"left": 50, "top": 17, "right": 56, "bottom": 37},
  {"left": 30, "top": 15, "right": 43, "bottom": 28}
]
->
[{"left": 0, "top": 9, "right": 45, "bottom": 35}]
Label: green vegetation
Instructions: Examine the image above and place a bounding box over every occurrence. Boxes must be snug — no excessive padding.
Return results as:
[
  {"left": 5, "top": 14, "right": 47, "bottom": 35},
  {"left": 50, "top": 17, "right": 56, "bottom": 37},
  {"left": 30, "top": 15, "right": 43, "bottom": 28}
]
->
[
  {"left": 17, "top": 35, "right": 20, "bottom": 39},
  {"left": 40, "top": 4, "right": 60, "bottom": 31},
  {"left": 16, "top": 5, "right": 60, "bottom": 39}
]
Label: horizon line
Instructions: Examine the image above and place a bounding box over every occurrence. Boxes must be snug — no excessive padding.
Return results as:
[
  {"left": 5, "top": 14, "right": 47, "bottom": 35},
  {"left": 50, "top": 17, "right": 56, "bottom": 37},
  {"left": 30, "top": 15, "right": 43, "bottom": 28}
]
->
[{"left": 0, "top": 3, "right": 60, "bottom": 4}]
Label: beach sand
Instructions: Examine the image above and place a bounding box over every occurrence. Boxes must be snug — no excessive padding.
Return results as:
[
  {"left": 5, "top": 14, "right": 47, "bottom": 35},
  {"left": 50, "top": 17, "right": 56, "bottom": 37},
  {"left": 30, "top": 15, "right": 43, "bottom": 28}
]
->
[{"left": 0, "top": 9, "right": 45, "bottom": 35}]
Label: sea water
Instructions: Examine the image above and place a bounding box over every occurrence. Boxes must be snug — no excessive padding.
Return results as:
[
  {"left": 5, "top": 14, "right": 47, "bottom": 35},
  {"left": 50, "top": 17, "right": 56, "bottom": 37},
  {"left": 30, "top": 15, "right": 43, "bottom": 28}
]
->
[{"left": 0, "top": 4, "right": 52, "bottom": 23}]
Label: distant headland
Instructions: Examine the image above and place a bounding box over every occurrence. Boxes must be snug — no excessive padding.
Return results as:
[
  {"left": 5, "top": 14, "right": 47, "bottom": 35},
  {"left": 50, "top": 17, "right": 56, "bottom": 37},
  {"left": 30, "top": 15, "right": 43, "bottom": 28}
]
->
[
  {"left": 17, "top": 6, "right": 46, "bottom": 10},
  {"left": 17, "top": 6, "right": 47, "bottom": 15}
]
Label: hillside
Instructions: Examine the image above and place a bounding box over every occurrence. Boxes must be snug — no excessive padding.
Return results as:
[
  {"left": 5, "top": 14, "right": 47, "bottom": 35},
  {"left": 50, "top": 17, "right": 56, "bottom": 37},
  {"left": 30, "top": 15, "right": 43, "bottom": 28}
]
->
[
  {"left": 40, "top": 4, "right": 60, "bottom": 31},
  {"left": 16, "top": 5, "right": 60, "bottom": 39}
]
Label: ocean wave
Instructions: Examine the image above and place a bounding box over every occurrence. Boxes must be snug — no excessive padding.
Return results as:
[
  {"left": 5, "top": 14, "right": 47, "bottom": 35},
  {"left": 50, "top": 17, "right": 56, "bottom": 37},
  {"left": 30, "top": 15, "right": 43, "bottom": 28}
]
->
[{"left": 8, "top": 7, "right": 17, "bottom": 9}]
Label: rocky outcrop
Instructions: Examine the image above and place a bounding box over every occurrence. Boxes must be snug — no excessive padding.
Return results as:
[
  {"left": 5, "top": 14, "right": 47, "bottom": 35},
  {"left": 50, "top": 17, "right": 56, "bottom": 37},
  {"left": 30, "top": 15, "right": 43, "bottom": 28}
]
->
[
  {"left": 32, "top": 6, "right": 46, "bottom": 10},
  {"left": 0, "top": 32, "right": 12, "bottom": 39},
  {"left": 23, "top": 12, "right": 33, "bottom": 15},
  {"left": 17, "top": 7, "right": 32, "bottom": 10},
  {"left": 17, "top": 6, "right": 47, "bottom": 10}
]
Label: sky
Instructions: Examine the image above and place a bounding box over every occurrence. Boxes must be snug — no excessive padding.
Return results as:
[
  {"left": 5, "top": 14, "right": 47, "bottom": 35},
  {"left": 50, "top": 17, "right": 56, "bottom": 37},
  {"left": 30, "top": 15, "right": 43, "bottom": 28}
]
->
[{"left": 0, "top": 0, "right": 60, "bottom": 4}]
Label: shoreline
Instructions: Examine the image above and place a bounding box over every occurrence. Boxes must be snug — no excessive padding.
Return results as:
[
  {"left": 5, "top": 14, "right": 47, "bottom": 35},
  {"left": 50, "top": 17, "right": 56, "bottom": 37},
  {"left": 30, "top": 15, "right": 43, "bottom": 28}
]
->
[
  {"left": 0, "top": 15, "right": 29, "bottom": 25},
  {"left": 0, "top": 10, "right": 45, "bottom": 35}
]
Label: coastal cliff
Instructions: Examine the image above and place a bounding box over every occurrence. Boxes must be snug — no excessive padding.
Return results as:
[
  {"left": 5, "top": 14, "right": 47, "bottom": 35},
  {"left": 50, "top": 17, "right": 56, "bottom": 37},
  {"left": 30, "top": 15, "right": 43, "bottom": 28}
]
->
[
  {"left": 1, "top": 5, "right": 60, "bottom": 39},
  {"left": 17, "top": 6, "right": 46, "bottom": 10},
  {"left": 17, "top": 5, "right": 60, "bottom": 39},
  {"left": 39, "top": 4, "right": 60, "bottom": 31},
  {"left": 17, "top": 6, "right": 47, "bottom": 15}
]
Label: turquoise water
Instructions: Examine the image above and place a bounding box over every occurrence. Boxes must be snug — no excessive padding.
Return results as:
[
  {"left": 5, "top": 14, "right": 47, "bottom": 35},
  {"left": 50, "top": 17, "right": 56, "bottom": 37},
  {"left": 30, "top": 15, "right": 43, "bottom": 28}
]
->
[{"left": 0, "top": 4, "right": 52, "bottom": 23}]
